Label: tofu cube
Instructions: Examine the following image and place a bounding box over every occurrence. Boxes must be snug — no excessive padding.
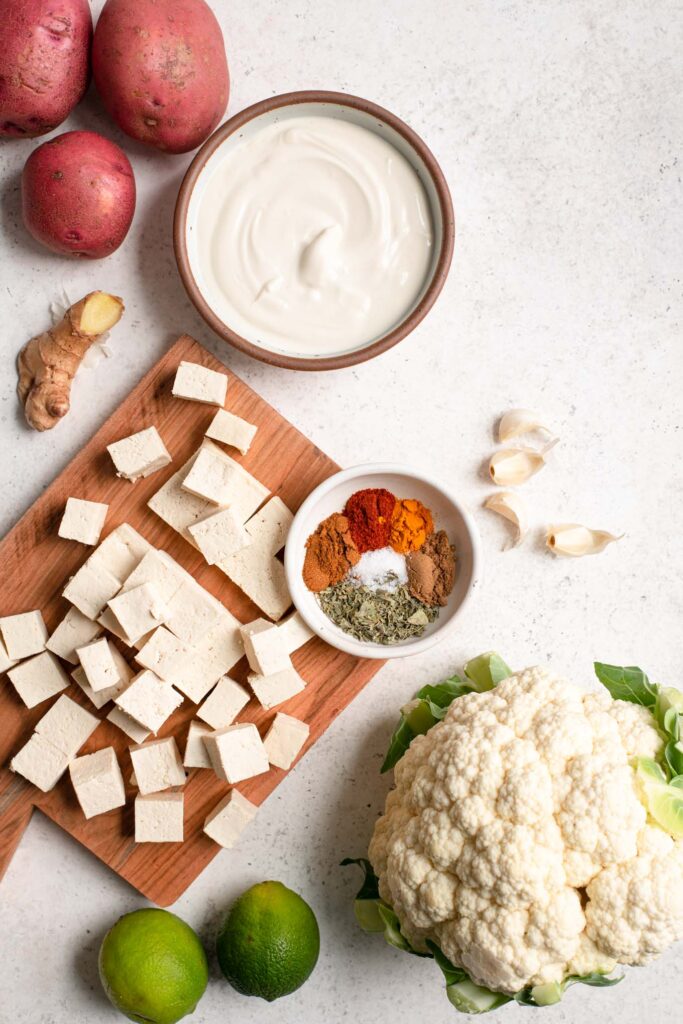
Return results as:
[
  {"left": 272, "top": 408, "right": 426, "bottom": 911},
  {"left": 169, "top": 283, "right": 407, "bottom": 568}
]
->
[
  {"left": 135, "top": 792, "right": 184, "bottom": 843},
  {"left": 107, "top": 583, "right": 166, "bottom": 644},
  {"left": 10, "top": 732, "right": 70, "bottom": 792},
  {"left": 119, "top": 550, "right": 184, "bottom": 605},
  {"left": 148, "top": 442, "right": 267, "bottom": 542},
  {"left": 0, "top": 636, "right": 17, "bottom": 674},
  {"left": 63, "top": 562, "right": 122, "bottom": 620},
  {"left": 147, "top": 456, "right": 216, "bottom": 543},
  {"left": 114, "top": 670, "right": 183, "bottom": 734},
  {"left": 58, "top": 497, "right": 108, "bottom": 546},
  {"left": 96, "top": 606, "right": 133, "bottom": 645},
  {"left": 181, "top": 447, "right": 240, "bottom": 507},
  {"left": 8, "top": 651, "right": 70, "bottom": 708},
  {"left": 107, "top": 426, "right": 172, "bottom": 482},
  {"left": 135, "top": 627, "right": 193, "bottom": 688},
  {"left": 129, "top": 737, "right": 186, "bottom": 795},
  {"left": 77, "top": 637, "right": 124, "bottom": 693},
  {"left": 188, "top": 508, "right": 250, "bottom": 565},
  {"left": 185, "top": 611, "right": 244, "bottom": 703},
  {"left": 204, "top": 789, "right": 258, "bottom": 848},
  {"left": 69, "top": 747, "right": 126, "bottom": 819},
  {"left": 205, "top": 408, "right": 257, "bottom": 455},
  {"left": 240, "top": 618, "right": 292, "bottom": 676},
  {"left": 197, "top": 676, "right": 250, "bottom": 730},
  {"left": 172, "top": 361, "right": 227, "bottom": 406},
  {"left": 183, "top": 720, "right": 213, "bottom": 769},
  {"left": 46, "top": 606, "right": 102, "bottom": 664},
  {"left": 216, "top": 496, "right": 294, "bottom": 621},
  {"left": 278, "top": 612, "right": 314, "bottom": 654},
  {"left": 243, "top": 496, "right": 293, "bottom": 557},
  {"left": 247, "top": 667, "right": 305, "bottom": 710},
  {"left": 72, "top": 656, "right": 131, "bottom": 710},
  {"left": 263, "top": 712, "right": 310, "bottom": 770},
  {"left": 92, "top": 523, "right": 153, "bottom": 582},
  {"left": 106, "top": 706, "right": 151, "bottom": 743},
  {"left": 218, "top": 546, "right": 290, "bottom": 621},
  {"left": 0, "top": 610, "right": 48, "bottom": 660},
  {"left": 164, "top": 581, "right": 220, "bottom": 647},
  {"left": 204, "top": 723, "right": 269, "bottom": 784},
  {"left": 35, "top": 694, "right": 100, "bottom": 758}
]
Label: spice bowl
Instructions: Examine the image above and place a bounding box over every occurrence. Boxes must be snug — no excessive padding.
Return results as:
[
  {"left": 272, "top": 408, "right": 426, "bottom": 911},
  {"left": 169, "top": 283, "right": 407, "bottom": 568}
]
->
[{"left": 284, "top": 465, "right": 481, "bottom": 660}]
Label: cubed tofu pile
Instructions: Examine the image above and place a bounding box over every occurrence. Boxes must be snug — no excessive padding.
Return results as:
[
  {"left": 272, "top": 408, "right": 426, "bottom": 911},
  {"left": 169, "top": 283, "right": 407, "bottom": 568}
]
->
[{"left": 3, "top": 361, "right": 315, "bottom": 852}]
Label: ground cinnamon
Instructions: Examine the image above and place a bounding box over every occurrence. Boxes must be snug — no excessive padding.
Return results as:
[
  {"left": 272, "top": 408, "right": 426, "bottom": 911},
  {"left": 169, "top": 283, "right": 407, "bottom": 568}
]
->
[
  {"left": 406, "top": 530, "right": 456, "bottom": 606},
  {"left": 303, "top": 513, "right": 360, "bottom": 593}
]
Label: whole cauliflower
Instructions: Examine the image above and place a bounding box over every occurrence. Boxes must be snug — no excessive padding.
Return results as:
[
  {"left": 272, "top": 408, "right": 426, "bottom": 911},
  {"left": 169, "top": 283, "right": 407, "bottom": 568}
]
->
[{"left": 368, "top": 666, "right": 683, "bottom": 996}]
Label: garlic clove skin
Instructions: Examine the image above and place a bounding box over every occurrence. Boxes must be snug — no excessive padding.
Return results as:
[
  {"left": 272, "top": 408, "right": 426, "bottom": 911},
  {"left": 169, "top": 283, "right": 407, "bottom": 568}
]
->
[
  {"left": 484, "top": 491, "right": 529, "bottom": 547},
  {"left": 489, "top": 440, "right": 557, "bottom": 486},
  {"left": 546, "top": 524, "right": 623, "bottom": 557},
  {"left": 498, "top": 408, "right": 554, "bottom": 443}
]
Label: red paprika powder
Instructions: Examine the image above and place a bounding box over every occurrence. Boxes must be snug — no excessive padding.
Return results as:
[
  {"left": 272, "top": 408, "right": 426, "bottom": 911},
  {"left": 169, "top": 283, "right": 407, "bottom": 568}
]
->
[{"left": 343, "top": 487, "right": 396, "bottom": 552}]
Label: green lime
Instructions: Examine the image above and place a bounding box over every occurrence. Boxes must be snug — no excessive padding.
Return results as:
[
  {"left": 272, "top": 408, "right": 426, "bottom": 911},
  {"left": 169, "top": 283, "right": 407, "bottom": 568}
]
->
[
  {"left": 98, "top": 908, "right": 208, "bottom": 1024},
  {"left": 216, "top": 880, "right": 320, "bottom": 1001}
]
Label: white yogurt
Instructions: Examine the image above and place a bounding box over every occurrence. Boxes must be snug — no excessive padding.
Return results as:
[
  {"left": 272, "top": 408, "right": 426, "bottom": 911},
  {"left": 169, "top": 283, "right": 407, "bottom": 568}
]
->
[{"left": 193, "top": 116, "right": 434, "bottom": 356}]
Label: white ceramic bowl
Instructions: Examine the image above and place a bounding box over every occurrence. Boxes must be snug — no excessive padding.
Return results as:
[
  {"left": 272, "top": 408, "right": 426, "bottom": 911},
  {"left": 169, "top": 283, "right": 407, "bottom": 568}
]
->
[{"left": 284, "top": 464, "right": 481, "bottom": 659}]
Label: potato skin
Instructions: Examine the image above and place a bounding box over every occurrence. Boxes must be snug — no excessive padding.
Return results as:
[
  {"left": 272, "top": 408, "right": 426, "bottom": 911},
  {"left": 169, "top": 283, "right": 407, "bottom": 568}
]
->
[
  {"left": 0, "top": 0, "right": 92, "bottom": 138},
  {"left": 22, "top": 130, "right": 136, "bottom": 259},
  {"left": 93, "top": 0, "right": 229, "bottom": 154}
]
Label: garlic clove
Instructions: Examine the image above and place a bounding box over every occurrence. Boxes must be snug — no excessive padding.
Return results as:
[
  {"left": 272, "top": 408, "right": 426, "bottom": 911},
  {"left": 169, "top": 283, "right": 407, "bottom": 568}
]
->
[
  {"left": 546, "top": 524, "right": 623, "bottom": 557},
  {"left": 498, "top": 408, "right": 554, "bottom": 443},
  {"left": 484, "top": 492, "right": 529, "bottom": 547},
  {"left": 489, "top": 440, "right": 557, "bottom": 486}
]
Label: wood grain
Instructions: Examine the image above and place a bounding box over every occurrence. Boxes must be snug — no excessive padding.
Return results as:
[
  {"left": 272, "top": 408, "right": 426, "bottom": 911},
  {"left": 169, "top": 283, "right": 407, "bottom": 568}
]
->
[{"left": 0, "top": 335, "right": 384, "bottom": 905}]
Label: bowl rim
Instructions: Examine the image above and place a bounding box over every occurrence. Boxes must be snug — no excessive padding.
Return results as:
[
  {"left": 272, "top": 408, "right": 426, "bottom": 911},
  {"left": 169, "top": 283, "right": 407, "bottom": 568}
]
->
[
  {"left": 173, "top": 89, "right": 455, "bottom": 371},
  {"left": 283, "top": 462, "right": 482, "bottom": 660}
]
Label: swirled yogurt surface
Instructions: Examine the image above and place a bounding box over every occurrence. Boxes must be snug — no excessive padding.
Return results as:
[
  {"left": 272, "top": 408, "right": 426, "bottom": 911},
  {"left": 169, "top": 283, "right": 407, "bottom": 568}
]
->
[{"left": 192, "top": 116, "right": 434, "bottom": 356}]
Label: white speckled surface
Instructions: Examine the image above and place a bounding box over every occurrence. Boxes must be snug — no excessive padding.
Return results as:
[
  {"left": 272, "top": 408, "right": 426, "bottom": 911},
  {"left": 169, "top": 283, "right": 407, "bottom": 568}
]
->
[{"left": 1, "top": 1, "right": 682, "bottom": 1021}]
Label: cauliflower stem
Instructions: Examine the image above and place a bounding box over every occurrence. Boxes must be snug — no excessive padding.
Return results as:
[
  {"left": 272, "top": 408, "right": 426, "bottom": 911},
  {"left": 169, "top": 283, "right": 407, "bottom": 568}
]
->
[{"left": 344, "top": 655, "right": 683, "bottom": 1014}]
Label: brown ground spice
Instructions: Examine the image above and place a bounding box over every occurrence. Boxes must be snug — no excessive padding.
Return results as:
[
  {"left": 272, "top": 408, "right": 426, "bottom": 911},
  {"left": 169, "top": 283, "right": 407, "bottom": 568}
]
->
[
  {"left": 406, "top": 529, "right": 456, "bottom": 607},
  {"left": 303, "top": 513, "right": 360, "bottom": 593},
  {"left": 405, "top": 551, "right": 438, "bottom": 605}
]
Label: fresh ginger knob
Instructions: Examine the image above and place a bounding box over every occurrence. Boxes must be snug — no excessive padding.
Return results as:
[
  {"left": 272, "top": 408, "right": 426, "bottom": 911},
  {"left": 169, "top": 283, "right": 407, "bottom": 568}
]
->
[{"left": 17, "top": 291, "right": 124, "bottom": 431}]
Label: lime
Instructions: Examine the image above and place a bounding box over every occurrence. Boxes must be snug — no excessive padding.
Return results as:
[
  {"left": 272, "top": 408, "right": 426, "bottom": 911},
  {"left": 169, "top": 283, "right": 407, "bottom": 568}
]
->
[
  {"left": 216, "top": 880, "right": 320, "bottom": 1001},
  {"left": 98, "top": 908, "right": 208, "bottom": 1024}
]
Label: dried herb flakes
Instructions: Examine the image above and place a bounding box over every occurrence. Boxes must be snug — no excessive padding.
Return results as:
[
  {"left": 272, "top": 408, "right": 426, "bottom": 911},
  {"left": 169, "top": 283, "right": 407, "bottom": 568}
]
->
[{"left": 318, "top": 579, "right": 438, "bottom": 644}]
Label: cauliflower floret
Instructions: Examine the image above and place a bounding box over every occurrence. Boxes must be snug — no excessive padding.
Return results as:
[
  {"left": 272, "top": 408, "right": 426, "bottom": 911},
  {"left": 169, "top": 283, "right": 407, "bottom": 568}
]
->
[
  {"left": 607, "top": 699, "right": 664, "bottom": 760},
  {"left": 566, "top": 934, "right": 617, "bottom": 977},
  {"left": 556, "top": 755, "right": 646, "bottom": 884},
  {"left": 455, "top": 819, "right": 565, "bottom": 908},
  {"left": 440, "top": 901, "right": 542, "bottom": 992},
  {"left": 369, "top": 666, "right": 678, "bottom": 995},
  {"left": 585, "top": 825, "right": 683, "bottom": 963}
]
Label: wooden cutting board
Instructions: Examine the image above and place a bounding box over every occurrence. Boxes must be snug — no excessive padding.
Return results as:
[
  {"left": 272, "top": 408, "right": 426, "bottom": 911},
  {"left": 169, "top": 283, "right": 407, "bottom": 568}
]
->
[{"left": 0, "top": 335, "right": 384, "bottom": 906}]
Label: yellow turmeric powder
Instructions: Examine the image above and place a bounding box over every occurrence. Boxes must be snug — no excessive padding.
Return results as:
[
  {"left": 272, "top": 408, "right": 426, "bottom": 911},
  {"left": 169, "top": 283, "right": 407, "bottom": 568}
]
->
[{"left": 389, "top": 498, "right": 434, "bottom": 553}]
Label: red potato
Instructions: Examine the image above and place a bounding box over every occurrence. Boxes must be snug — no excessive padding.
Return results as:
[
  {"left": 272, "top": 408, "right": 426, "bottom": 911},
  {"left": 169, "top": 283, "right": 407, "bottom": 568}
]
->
[
  {"left": 0, "top": 0, "right": 92, "bottom": 138},
  {"left": 93, "top": 0, "right": 229, "bottom": 154},
  {"left": 22, "top": 131, "right": 136, "bottom": 259}
]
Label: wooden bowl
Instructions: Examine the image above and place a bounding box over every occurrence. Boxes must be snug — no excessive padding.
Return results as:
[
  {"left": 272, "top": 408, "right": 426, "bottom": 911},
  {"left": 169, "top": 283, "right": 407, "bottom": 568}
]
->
[{"left": 174, "top": 90, "right": 455, "bottom": 371}]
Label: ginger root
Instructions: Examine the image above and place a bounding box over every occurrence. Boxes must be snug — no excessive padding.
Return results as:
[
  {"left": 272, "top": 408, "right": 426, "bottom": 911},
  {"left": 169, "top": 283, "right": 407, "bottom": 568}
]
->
[{"left": 17, "top": 292, "right": 124, "bottom": 431}]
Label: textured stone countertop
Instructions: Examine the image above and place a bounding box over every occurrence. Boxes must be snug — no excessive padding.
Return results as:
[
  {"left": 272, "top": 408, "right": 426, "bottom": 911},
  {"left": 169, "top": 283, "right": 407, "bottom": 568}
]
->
[{"left": 1, "top": 1, "right": 681, "bottom": 1021}]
